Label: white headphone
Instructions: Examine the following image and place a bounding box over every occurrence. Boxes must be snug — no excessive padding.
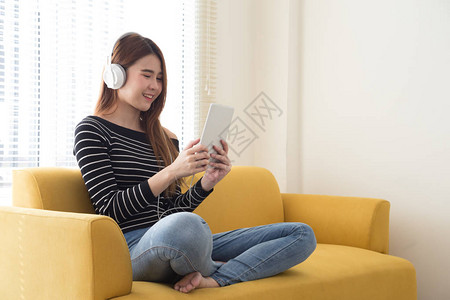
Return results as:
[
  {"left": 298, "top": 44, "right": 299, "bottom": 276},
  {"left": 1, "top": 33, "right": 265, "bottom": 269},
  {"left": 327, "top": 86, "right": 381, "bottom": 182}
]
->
[
  {"left": 103, "top": 33, "right": 137, "bottom": 89},
  {"left": 103, "top": 55, "right": 126, "bottom": 89}
]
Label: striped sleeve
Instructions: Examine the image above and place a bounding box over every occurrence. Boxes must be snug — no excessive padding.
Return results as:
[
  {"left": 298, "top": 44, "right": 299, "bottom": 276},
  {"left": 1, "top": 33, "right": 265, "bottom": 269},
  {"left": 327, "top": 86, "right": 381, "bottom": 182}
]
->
[
  {"left": 73, "top": 121, "right": 158, "bottom": 223},
  {"left": 157, "top": 178, "right": 214, "bottom": 219},
  {"left": 153, "top": 139, "right": 214, "bottom": 219}
]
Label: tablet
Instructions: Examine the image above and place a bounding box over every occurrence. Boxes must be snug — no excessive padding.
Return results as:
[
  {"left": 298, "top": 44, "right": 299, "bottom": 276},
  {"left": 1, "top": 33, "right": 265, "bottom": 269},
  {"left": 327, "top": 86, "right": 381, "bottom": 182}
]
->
[{"left": 199, "top": 103, "right": 234, "bottom": 161}]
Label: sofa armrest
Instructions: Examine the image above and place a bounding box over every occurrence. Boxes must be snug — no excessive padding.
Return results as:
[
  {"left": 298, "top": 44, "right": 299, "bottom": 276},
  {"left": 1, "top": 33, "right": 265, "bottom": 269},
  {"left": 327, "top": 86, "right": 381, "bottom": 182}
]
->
[
  {"left": 0, "top": 206, "right": 132, "bottom": 300},
  {"left": 281, "top": 194, "right": 390, "bottom": 254}
]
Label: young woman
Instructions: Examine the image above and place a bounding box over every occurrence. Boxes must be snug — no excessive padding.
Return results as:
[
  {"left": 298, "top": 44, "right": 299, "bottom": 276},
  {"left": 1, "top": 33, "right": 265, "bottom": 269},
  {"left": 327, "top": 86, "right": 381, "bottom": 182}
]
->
[{"left": 74, "top": 32, "right": 316, "bottom": 293}]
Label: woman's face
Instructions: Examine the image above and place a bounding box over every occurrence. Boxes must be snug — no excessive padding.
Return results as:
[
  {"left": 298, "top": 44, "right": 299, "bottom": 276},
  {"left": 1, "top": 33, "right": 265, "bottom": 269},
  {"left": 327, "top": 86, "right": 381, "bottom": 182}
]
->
[{"left": 117, "top": 54, "right": 163, "bottom": 113}]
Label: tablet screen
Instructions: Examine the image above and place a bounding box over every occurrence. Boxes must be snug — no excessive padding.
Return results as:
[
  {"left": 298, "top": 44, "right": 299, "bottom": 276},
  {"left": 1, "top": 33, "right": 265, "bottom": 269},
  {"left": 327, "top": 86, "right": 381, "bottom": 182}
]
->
[{"left": 199, "top": 103, "right": 234, "bottom": 156}]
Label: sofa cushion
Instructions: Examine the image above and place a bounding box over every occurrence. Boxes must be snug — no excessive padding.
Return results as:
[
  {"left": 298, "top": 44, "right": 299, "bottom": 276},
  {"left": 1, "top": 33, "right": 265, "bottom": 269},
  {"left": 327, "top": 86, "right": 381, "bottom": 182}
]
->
[
  {"left": 112, "top": 244, "right": 416, "bottom": 300},
  {"left": 192, "top": 166, "right": 285, "bottom": 234}
]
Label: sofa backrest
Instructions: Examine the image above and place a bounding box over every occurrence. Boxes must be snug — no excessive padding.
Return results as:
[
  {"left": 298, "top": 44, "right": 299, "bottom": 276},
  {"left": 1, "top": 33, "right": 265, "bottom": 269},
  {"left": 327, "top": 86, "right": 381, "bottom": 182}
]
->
[
  {"left": 12, "top": 166, "right": 285, "bottom": 234},
  {"left": 191, "top": 166, "right": 285, "bottom": 234},
  {"left": 13, "top": 168, "right": 95, "bottom": 214}
]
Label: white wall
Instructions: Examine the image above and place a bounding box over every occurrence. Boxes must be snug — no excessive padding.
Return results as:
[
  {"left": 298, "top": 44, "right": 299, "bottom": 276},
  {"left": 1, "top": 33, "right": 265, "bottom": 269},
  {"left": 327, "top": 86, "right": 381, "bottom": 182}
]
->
[
  {"left": 217, "top": 0, "right": 302, "bottom": 192},
  {"left": 300, "top": 1, "right": 450, "bottom": 299},
  {"left": 217, "top": 0, "right": 450, "bottom": 299}
]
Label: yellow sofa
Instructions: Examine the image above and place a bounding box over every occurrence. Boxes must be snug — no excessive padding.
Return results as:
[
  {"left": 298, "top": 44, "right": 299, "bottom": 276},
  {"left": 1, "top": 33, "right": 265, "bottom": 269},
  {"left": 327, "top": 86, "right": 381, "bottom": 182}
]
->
[{"left": 0, "top": 166, "right": 416, "bottom": 300}]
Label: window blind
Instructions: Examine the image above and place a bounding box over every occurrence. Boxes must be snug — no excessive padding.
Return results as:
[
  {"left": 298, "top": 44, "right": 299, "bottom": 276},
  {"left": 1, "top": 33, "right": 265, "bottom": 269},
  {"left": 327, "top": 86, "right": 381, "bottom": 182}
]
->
[
  {"left": 0, "top": 1, "right": 125, "bottom": 206},
  {"left": 158, "top": 0, "right": 217, "bottom": 147},
  {"left": 195, "top": 0, "right": 217, "bottom": 139},
  {"left": 0, "top": 0, "right": 217, "bottom": 206}
]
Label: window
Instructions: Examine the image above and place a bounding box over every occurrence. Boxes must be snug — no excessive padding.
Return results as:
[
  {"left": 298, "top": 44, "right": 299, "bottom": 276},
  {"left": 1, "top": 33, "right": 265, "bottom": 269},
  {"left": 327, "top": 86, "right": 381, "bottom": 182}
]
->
[{"left": 0, "top": 0, "right": 218, "bottom": 206}]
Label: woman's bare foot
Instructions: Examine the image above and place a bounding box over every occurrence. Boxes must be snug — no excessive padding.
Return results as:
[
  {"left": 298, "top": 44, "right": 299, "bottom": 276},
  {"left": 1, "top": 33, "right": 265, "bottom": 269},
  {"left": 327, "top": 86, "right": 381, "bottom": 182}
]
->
[
  {"left": 215, "top": 260, "right": 227, "bottom": 264},
  {"left": 174, "top": 271, "right": 219, "bottom": 293}
]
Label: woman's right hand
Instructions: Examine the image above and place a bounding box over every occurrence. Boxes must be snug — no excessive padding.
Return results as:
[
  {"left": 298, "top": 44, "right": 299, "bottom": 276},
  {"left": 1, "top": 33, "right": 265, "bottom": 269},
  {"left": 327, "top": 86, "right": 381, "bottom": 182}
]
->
[{"left": 168, "top": 138, "right": 210, "bottom": 179}]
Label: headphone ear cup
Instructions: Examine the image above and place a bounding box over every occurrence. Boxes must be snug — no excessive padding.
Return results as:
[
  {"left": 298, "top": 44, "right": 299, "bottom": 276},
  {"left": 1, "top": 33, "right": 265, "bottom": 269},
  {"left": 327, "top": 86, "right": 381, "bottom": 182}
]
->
[{"left": 103, "top": 63, "right": 126, "bottom": 89}]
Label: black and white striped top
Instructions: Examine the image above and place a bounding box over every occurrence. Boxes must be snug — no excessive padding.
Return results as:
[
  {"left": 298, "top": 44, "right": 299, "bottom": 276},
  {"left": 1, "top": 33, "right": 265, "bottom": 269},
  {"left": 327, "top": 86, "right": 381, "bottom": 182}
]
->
[{"left": 73, "top": 116, "right": 213, "bottom": 233}]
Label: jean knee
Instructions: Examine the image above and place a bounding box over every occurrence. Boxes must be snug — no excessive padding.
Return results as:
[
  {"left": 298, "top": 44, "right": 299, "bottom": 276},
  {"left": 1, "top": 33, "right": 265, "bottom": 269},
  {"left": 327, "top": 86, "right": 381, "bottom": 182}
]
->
[
  {"left": 165, "top": 212, "right": 206, "bottom": 232},
  {"left": 305, "top": 224, "right": 317, "bottom": 254},
  {"left": 294, "top": 223, "right": 317, "bottom": 256},
  {"left": 159, "top": 212, "right": 211, "bottom": 249}
]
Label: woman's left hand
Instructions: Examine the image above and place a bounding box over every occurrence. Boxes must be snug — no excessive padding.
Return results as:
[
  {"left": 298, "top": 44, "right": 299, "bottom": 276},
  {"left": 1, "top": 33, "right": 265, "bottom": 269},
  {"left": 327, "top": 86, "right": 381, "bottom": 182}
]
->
[{"left": 200, "top": 140, "right": 232, "bottom": 191}]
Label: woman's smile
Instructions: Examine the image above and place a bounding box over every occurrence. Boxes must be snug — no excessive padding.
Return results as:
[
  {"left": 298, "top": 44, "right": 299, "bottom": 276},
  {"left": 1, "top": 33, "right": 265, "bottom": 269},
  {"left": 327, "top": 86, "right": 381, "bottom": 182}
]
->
[{"left": 143, "top": 93, "right": 155, "bottom": 101}]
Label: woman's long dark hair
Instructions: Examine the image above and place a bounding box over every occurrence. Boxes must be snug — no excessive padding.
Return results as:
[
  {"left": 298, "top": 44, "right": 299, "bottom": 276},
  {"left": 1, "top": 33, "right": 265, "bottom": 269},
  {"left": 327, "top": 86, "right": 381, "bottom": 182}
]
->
[{"left": 95, "top": 33, "right": 181, "bottom": 197}]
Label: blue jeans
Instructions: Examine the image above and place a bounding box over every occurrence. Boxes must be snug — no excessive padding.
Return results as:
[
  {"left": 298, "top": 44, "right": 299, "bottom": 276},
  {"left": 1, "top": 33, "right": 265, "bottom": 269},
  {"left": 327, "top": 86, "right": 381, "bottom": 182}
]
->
[{"left": 124, "top": 212, "right": 316, "bottom": 286}]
